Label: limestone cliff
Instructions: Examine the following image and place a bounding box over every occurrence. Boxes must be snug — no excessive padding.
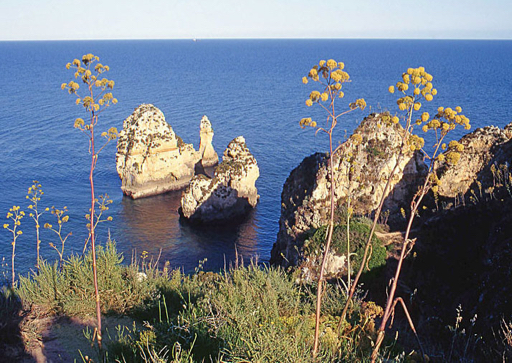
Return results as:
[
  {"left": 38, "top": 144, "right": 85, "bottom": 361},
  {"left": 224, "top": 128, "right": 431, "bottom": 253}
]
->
[
  {"left": 437, "top": 123, "right": 512, "bottom": 198},
  {"left": 180, "top": 136, "right": 259, "bottom": 222},
  {"left": 270, "top": 113, "right": 426, "bottom": 266},
  {"left": 116, "top": 104, "right": 200, "bottom": 199},
  {"left": 198, "top": 115, "right": 219, "bottom": 167}
]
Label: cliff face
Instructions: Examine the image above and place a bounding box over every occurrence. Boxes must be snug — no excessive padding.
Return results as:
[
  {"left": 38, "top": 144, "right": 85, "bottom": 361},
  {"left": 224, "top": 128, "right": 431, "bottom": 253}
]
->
[
  {"left": 116, "top": 104, "right": 200, "bottom": 199},
  {"left": 270, "top": 113, "right": 426, "bottom": 266},
  {"left": 271, "top": 113, "right": 512, "bottom": 267},
  {"left": 437, "top": 124, "right": 512, "bottom": 198},
  {"left": 180, "top": 136, "right": 259, "bottom": 222}
]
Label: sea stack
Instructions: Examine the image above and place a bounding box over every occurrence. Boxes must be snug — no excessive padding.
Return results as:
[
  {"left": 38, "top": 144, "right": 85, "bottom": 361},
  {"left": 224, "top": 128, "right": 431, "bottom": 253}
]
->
[
  {"left": 180, "top": 136, "right": 260, "bottom": 222},
  {"left": 198, "top": 115, "right": 219, "bottom": 167},
  {"left": 116, "top": 104, "right": 200, "bottom": 199}
]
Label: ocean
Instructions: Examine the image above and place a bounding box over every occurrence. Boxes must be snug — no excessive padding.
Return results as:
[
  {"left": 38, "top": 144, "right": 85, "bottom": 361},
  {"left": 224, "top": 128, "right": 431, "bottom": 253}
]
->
[{"left": 1, "top": 39, "right": 512, "bottom": 278}]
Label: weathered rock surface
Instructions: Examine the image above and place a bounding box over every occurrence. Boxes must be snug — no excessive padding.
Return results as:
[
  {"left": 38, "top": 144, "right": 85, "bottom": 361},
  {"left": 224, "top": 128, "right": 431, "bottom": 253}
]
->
[
  {"left": 198, "top": 115, "right": 219, "bottom": 167},
  {"left": 116, "top": 104, "right": 200, "bottom": 199},
  {"left": 437, "top": 123, "right": 512, "bottom": 198},
  {"left": 271, "top": 113, "right": 427, "bottom": 266},
  {"left": 271, "top": 110, "right": 512, "bottom": 271},
  {"left": 180, "top": 136, "right": 259, "bottom": 222}
]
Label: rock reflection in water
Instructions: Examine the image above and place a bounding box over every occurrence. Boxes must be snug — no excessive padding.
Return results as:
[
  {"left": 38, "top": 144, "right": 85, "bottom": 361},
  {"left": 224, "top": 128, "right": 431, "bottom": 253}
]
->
[{"left": 117, "top": 191, "right": 259, "bottom": 273}]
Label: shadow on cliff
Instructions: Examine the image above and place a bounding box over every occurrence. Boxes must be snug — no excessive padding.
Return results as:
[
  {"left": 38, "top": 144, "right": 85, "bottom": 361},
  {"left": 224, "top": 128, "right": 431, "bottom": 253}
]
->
[
  {"left": 0, "top": 287, "right": 29, "bottom": 361},
  {"left": 178, "top": 183, "right": 257, "bottom": 227},
  {"left": 378, "top": 151, "right": 428, "bottom": 231}
]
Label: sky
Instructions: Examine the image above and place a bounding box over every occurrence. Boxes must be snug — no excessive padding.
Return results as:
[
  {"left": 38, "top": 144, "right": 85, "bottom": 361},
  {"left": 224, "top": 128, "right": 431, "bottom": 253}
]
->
[{"left": 1, "top": 0, "right": 511, "bottom": 41}]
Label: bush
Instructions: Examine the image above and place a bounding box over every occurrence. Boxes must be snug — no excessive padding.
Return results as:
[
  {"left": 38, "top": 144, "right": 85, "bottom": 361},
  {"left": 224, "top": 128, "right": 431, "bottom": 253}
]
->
[
  {"left": 18, "top": 240, "right": 160, "bottom": 317},
  {"left": 304, "top": 221, "right": 387, "bottom": 278}
]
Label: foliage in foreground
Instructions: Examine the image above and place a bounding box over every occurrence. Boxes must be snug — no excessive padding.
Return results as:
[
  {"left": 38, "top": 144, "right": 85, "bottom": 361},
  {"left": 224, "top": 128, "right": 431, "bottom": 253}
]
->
[
  {"left": 16, "top": 243, "right": 387, "bottom": 362},
  {"left": 8, "top": 242, "right": 512, "bottom": 361},
  {"left": 18, "top": 240, "right": 160, "bottom": 317}
]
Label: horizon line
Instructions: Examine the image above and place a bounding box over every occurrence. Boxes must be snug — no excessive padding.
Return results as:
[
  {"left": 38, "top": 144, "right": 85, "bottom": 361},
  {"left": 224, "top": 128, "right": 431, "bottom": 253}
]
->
[{"left": 1, "top": 37, "right": 512, "bottom": 42}]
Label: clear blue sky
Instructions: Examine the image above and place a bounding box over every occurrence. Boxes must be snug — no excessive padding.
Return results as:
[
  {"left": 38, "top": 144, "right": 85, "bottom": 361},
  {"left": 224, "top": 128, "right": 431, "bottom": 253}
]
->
[{"left": 1, "top": 0, "right": 511, "bottom": 40}]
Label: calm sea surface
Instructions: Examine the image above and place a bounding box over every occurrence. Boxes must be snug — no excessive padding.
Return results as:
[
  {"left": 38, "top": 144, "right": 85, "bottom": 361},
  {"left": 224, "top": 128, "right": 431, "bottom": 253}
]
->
[{"left": 1, "top": 39, "right": 512, "bottom": 278}]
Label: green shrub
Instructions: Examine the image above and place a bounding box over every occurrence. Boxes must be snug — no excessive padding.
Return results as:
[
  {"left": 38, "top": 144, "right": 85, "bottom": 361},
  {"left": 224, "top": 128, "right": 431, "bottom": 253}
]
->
[
  {"left": 18, "top": 240, "right": 159, "bottom": 317},
  {"left": 304, "top": 221, "right": 387, "bottom": 277}
]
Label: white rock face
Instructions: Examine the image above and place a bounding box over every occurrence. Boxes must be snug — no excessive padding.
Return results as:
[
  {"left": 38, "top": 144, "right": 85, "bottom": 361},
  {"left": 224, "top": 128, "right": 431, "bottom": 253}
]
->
[
  {"left": 181, "top": 136, "right": 259, "bottom": 222},
  {"left": 198, "top": 115, "right": 219, "bottom": 167},
  {"left": 116, "top": 104, "right": 200, "bottom": 199}
]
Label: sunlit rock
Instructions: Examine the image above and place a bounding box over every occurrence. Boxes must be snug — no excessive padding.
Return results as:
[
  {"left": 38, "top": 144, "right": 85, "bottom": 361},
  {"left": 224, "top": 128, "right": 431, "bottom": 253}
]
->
[
  {"left": 198, "top": 115, "right": 219, "bottom": 167},
  {"left": 116, "top": 104, "right": 200, "bottom": 199},
  {"left": 270, "top": 113, "right": 426, "bottom": 267},
  {"left": 180, "top": 136, "right": 259, "bottom": 222}
]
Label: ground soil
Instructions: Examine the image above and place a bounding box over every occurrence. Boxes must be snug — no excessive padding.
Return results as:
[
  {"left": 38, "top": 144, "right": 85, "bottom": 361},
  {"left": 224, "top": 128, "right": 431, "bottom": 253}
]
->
[{"left": 2, "top": 305, "right": 136, "bottom": 363}]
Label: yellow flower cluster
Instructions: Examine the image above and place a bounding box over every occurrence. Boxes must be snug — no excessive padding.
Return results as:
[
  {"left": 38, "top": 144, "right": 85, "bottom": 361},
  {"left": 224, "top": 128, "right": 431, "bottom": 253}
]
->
[
  {"left": 4, "top": 206, "right": 25, "bottom": 233},
  {"left": 378, "top": 112, "right": 400, "bottom": 127},
  {"left": 349, "top": 98, "right": 367, "bottom": 110},
  {"left": 101, "top": 127, "right": 118, "bottom": 140},
  {"left": 63, "top": 53, "right": 117, "bottom": 121},
  {"left": 74, "top": 118, "right": 85, "bottom": 128},
  {"left": 303, "top": 59, "right": 351, "bottom": 105},
  {"left": 299, "top": 117, "right": 317, "bottom": 129},
  {"left": 82, "top": 53, "right": 97, "bottom": 65},
  {"left": 396, "top": 95, "right": 414, "bottom": 111},
  {"left": 61, "top": 81, "right": 80, "bottom": 94},
  {"left": 407, "top": 134, "right": 425, "bottom": 151},
  {"left": 438, "top": 140, "right": 464, "bottom": 165},
  {"left": 421, "top": 106, "right": 471, "bottom": 136},
  {"left": 390, "top": 67, "right": 437, "bottom": 112}
]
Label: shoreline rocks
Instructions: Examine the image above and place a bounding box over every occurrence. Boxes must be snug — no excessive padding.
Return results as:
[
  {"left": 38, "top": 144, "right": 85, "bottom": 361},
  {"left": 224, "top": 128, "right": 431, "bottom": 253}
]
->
[
  {"left": 180, "top": 136, "right": 260, "bottom": 223},
  {"left": 271, "top": 111, "right": 512, "bottom": 269}
]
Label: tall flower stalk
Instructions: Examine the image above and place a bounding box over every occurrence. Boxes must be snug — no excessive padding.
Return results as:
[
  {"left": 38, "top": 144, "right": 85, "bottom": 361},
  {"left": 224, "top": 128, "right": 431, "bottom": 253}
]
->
[
  {"left": 61, "top": 54, "right": 118, "bottom": 351},
  {"left": 371, "top": 103, "right": 470, "bottom": 361},
  {"left": 3, "top": 206, "right": 24, "bottom": 287},
  {"left": 300, "top": 59, "right": 366, "bottom": 356},
  {"left": 26, "top": 181, "right": 48, "bottom": 273},
  {"left": 45, "top": 206, "right": 72, "bottom": 270},
  {"left": 339, "top": 67, "right": 437, "bottom": 326}
]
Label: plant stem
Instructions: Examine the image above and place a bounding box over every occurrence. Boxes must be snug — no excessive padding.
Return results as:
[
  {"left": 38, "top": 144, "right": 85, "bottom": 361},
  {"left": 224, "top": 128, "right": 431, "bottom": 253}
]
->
[
  {"left": 370, "top": 176, "right": 429, "bottom": 362},
  {"left": 90, "top": 116, "right": 103, "bottom": 351},
  {"left": 36, "top": 222, "right": 40, "bottom": 273},
  {"left": 312, "top": 131, "right": 336, "bottom": 357},
  {"left": 346, "top": 196, "right": 351, "bottom": 291},
  {"left": 11, "top": 238, "right": 15, "bottom": 287}
]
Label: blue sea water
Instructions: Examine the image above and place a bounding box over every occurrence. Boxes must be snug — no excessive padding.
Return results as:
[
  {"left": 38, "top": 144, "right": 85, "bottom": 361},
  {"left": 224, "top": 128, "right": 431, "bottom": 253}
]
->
[{"left": 1, "top": 39, "right": 512, "bottom": 278}]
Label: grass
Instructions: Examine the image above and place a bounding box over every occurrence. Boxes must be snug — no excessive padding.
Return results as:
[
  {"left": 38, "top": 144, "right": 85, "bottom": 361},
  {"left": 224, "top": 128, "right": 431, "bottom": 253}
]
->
[
  {"left": 5, "top": 239, "right": 510, "bottom": 362},
  {"left": 9, "top": 241, "right": 389, "bottom": 362}
]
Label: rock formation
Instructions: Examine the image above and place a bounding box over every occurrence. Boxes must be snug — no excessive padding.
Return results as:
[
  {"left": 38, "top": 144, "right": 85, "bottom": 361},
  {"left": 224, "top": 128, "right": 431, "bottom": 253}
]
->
[
  {"left": 437, "top": 123, "right": 512, "bottom": 198},
  {"left": 270, "top": 113, "right": 427, "bottom": 267},
  {"left": 116, "top": 104, "right": 200, "bottom": 199},
  {"left": 180, "top": 136, "right": 259, "bottom": 222},
  {"left": 198, "top": 115, "right": 219, "bottom": 167},
  {"left": 271, "top": 110, "right": 512, "bottom": 268}
]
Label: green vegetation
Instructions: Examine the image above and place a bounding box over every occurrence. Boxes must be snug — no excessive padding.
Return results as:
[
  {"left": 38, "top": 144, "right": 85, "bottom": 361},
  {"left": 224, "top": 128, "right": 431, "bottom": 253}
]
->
[
  {"left": 304, "top": 221, "right": 387, "bottom": 278},
  {"left": 11, "top": 243, "right": 385, "bottom": 362}
]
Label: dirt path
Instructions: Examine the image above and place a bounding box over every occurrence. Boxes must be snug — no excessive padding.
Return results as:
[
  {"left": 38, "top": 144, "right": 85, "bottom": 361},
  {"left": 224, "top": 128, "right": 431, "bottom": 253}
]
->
[{"left": 15, "top": 306, "right": 137, "bottom": 362}]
